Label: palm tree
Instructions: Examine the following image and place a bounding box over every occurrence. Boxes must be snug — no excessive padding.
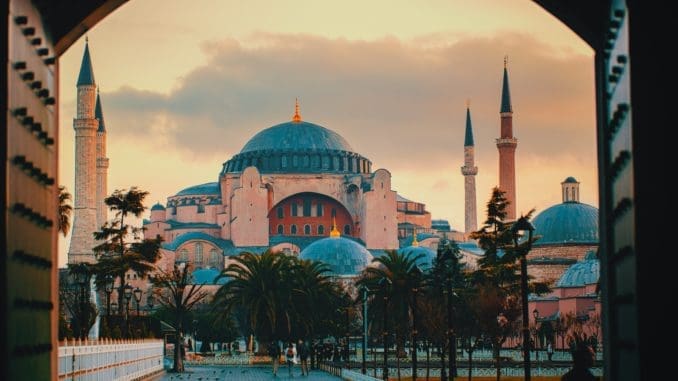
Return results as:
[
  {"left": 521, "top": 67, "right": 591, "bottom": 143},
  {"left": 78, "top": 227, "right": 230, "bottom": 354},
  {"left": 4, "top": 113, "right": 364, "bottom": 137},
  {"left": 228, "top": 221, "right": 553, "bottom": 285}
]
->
[
  {"left": 151, "top": 262, "right": 209, "bottom": 372},
  {"left": 358, "top": 250, "right": 426, "bottom": 376},
  {"left": 57, "top": 186, "right": 73, "bottom": 237},
  {"left": 92, "top": 187, "right": 162, "bottom": 315}
]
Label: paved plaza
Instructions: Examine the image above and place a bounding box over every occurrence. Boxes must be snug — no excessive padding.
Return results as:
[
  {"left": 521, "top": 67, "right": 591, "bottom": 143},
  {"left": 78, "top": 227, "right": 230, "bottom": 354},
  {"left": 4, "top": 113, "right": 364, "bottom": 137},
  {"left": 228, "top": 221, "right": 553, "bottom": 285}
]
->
[{"left": 154, "top": 365, "right": 341, "bottom": 381}]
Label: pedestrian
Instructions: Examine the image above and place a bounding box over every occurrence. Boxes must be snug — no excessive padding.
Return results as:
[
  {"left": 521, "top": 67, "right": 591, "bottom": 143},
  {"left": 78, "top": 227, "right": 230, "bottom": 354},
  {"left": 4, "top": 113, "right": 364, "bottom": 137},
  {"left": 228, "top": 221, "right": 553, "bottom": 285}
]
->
[
  {"left": 547, "top": 342, "right": 554, "bottom": 361},
  {"left": 561, "top": 334, "right": 597, "bottom": 381},
  {"left": 297, "top": 339, "right": 310, "bottom": 376},
  {"left": 268, "top": 341, "right": 281, "bottom": 377},
  {"left": 285, "top": 342, "right": 297, "bottom": 377}
]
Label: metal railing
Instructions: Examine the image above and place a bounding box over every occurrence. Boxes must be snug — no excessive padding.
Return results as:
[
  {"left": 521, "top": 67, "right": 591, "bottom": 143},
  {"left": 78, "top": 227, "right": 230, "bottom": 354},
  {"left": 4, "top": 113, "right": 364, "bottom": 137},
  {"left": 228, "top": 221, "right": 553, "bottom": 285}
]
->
[{"left": 58, "top": 338, "right": 164, "bottom": 380}]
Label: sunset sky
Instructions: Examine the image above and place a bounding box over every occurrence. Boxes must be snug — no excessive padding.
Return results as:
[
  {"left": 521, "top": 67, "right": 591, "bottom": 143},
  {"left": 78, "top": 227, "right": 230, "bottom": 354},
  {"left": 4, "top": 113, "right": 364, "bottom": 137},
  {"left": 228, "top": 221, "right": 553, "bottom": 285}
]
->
[{"left": 57, "top": 0, "right": 597, "bottom": 267}]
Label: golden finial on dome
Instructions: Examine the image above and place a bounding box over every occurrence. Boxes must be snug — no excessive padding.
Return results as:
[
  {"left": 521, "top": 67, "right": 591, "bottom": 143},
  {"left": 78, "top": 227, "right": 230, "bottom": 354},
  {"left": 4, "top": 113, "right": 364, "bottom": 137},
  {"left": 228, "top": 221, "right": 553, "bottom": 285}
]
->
[
  {"left": 504, "top": 55, "right": 508, "bottom": 68},
  {"left": 330, "top": 217, "right": 340, "bottom": 238},
  {"left": 292, "top": 98, "right": 302, "bottom": 123},
  {"left": 412, "top": 231, "right": 419, "bottom": 247}
]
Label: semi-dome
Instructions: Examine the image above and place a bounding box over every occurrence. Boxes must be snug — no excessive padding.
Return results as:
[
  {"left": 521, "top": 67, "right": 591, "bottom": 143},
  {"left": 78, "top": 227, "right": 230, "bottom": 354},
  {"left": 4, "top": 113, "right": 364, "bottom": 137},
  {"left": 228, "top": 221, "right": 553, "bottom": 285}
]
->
[
  {"left": 222, "top": 104, "right": 372, "bottom": 175},
  {"left": 532, "top": 202, "right": 599, "bottom": 245},
  {"left": 299, "top": 236, "right": 373, "bottom": 276},
  {"left": 556, "top": 251, "right": 599, "bottom": 287},
  {"left": 175, "top": 182, "right": 220, "bottom": 196},
  {"left": 398, "top": 246, "right": 436, "bottom": 270}
]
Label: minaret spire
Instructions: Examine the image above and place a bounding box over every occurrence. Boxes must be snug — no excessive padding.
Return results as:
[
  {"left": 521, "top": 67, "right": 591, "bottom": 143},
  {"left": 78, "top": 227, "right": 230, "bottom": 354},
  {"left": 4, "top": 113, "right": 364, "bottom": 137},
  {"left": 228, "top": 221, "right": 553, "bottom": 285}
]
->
[
  {"left": 292, "top": 98, "right": 302, "bottom": 123},
  {"left": 497, "top": 57, "right": 518, "bottom": 220},
  {"left": 77, "top": 38, "right": 96, "bottom": 86},
  {"left": 461, "top": 102, "right": 478, "bottom": 234},
  {"left": 95, "top": 89, "right": 109, "bottom": 229}
]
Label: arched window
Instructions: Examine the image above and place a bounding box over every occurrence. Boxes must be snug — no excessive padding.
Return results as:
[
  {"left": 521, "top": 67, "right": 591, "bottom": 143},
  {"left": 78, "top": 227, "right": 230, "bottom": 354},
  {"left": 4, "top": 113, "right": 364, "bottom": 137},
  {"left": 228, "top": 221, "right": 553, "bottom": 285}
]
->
[
  {"left": 304, "top": 225, "right": 311, "bottom": 235},
  {"left": 316, "top": 203, "right": 323, "bottom": 217},
  {"left": 317, "top": 225, "right": 325, "bottom": 235},
  {"left": 277, "top": 224, "right": 284, "bottom": 235},
  {"left": 277, "top": 206, "right": 284, "bottom": 218},
  {"left": 344, "top": 225, "right": 351, "bottom": 235},
  {"left": 209, "top": 249, "right": 220, "bottom": 267},
  {"left": 281, "top": 155, "right": 288, "bottom": 168},
  {"left": 290, "top": 225, "right": 297, "bottom": 235},
  {"left": 291, "top": 203, "right": 298, "bottom": 217},
  {"left": 195, "top": 243, "right": 203, "bottom": 264},
  {"left": 331, "top": 208, "right": 337, "bottom": 217},
  {"left": 197, "top": 203, "right": 205, "bottom": 213},
  {"left": 178, "top": 249, "right": 188, "bottom": 262}
]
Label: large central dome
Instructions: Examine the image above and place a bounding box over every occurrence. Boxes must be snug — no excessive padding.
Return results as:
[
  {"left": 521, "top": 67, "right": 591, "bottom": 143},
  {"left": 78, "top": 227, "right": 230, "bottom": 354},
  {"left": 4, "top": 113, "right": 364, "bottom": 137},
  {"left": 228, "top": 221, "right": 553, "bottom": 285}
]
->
[
  {"left": 222, "top": 103, "right": 372, "bottom": 175},
  {"left": 240, "top": 121, "right": 354, "bottom": 153}
]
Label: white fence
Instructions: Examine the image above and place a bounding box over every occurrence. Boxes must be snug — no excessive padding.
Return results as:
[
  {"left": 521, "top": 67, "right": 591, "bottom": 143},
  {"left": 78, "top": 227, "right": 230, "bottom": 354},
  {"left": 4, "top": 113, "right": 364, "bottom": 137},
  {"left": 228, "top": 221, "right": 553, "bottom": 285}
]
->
[
  {"left": 58, "top": 339, "right": 164, "bottom": 380},
  {"left": 340, "top": 369, "right": 381, "bottom": 381}
]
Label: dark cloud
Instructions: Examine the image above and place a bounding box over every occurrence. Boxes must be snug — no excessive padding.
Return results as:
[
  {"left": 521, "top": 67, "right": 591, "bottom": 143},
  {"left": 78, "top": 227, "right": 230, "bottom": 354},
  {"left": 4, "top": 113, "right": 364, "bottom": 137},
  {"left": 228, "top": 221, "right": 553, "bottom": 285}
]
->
[{"left": 103, "top": 32, "right": 595, "bottom": 169}]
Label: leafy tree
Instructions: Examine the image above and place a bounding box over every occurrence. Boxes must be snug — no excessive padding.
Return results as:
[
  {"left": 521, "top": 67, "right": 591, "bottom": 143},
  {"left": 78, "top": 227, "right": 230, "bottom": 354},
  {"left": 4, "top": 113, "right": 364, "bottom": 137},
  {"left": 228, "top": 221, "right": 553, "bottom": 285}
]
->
[
  {"left": 92, "top": 187, "right": 163, "bottom": 315},
  {"left": 57, "top": 186, "right": 73, "bottom": 237},
  {"left": 60, "top": 263, "right": 98, "bottom": 339}
]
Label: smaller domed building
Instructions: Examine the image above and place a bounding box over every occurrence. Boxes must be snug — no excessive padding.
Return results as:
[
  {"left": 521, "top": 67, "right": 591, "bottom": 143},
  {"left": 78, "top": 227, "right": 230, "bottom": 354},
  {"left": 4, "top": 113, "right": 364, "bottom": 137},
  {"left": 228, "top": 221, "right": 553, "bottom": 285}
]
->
[{"left": 528, "top": 177, "right": 599, "bottom": 284}]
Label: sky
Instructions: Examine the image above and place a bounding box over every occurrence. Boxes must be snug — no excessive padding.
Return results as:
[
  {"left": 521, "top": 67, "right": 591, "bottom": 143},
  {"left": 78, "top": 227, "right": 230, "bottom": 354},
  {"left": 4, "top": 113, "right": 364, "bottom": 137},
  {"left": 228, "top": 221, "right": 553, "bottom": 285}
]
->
[{"left": 57, "top": 0, "right": 597, "bottom": 268}]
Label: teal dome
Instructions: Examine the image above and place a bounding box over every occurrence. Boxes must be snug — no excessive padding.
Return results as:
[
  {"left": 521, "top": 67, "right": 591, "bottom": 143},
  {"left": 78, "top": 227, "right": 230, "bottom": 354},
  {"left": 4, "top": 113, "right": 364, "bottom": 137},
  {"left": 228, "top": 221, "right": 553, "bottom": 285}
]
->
[
  {"left": 532, "top": 202, "right": 598, "bottom": 245},
  {"left": 556, "top": 252, "right": 599, "bottom": 287},
  {"left": 191, "top": 268, "right": 228, "bottom": 285},
  {"left": 241, "top": 121, "right": 354, "bottom": 153},
  {"left": 175, "top": 182, "right": 220, "bottom": 196},
  {"left": 299, "top": 237, "right": 373, "bottom": 276},
  {"left": 151, "top": 202, "right": 165, "bottom": 211},
  {"left": 398, "top": 246, "right": 436, "bottom": 270},
  {"left": 564, "top": 176, "right": 578, "bottom": 183},
  {"left": 222, "top": 120, "right": 372, "bottom": 175}
]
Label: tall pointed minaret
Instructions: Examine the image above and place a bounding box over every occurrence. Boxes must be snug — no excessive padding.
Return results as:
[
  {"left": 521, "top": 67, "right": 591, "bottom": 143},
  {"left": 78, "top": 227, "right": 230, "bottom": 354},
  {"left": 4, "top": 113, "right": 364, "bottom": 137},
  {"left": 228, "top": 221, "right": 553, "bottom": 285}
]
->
[
  {"left": 68, "top": 39, "right": 100, "bottom": 264},
  {"left": 95, "top": 90, "right": 109, "bottom": 229},
  {"left": 496, "top": 57, "right": 518, "bottom": 220},
  {"left": 461, "top": 101, "right": 478, "bottom": 234}
]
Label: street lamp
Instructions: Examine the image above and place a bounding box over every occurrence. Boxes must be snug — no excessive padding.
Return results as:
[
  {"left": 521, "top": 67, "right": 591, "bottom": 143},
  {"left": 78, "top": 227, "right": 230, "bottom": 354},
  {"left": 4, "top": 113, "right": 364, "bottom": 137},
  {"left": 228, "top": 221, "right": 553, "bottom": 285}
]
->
[
  {"left": 345, "top": 304, "right": 351, "bottom": 369},
  {"left": 147, "top": 293, "right": 155, "bottom": 314},
  {"left": 512, "top": 215, "right": 535, "bottom": 381},
  {"left": 533, "top": 308, "right": 540, "bottom": 363},
  {"left": 133, "top": 287, "right": 142, "bottom": 317},
  {"left": 104, "top": 275, "right": 114, "bottom": 317},
  {"left": 411, "top": 266, "right": 422, "bottom": 381},
  {"left": 379, "top": 277, "right": 392, "bottom": 381},
  {"left": 124, "top": 284, "right": 133, "bottom": 337},
  {"left": 359, "top": 285, "right": 370, "bottom": 375}
]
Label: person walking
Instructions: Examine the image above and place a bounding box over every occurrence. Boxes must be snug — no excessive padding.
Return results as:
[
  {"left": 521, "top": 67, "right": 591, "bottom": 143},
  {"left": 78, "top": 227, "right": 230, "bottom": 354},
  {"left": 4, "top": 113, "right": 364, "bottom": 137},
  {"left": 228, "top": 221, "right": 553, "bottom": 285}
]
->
[
  {"left": 268, "top": 341, "right": 281, "bottom": 377},
  {"left": 298, "top": 339, "right": 310, "bottom": 376},
  {"left": 285, "top": 341, "right": 297, "bottom": 378},
  {"left": 547, "top": 342, "right": 554, "bottom": 361}
]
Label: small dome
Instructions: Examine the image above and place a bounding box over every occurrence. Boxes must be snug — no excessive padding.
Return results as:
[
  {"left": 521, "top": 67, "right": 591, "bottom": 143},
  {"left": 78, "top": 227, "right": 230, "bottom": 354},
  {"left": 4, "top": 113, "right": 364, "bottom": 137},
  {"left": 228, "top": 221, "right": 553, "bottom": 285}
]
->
[
  {"left": 556, "top": 252, "right": 599, "bottom": 287},
  {"left": 151, "top": 203, "right": 165, "bottom": 211},
  {"left": 532, "top": 202, "right": 599, "bottom": 245},
  {"left": 299, "top": 237, "right": 373, "bottom": 276},
  {"left": 175, "top": 182, "right": 220, "bottom": 196},
  {"left": 398, "top": 246, "right": 436, "bottom": 270},
  {"left": 191, "top": 268, "right": 228, "bottom": 285},
  {"left": 563, "top": 176, "right": 578, "bottom": 183}
]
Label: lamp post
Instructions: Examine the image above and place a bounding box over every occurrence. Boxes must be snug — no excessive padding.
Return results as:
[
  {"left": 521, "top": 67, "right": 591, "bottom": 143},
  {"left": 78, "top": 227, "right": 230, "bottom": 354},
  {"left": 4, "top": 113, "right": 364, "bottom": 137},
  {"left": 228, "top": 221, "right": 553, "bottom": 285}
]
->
[
  {"left": 134, "top": 287, "right": 142, "bottom": 317},
  {"left": 124, "top": 284, "right": 133, "bottom": 338},
  {"left": 446, "top": 275, "right": 457, "bottom": 379},
  {"left": 360, "top": 285, "right": 369, "bottom": 375},
  {"left": 533, "top": 309, "right": 540, "bottom": 364},
  {"left": 512, "top": 215, "right": 535, "bottom": 381},
  {"left": 104, "top": 275, "right": 114, "bottom": 318},
  {"left": 411, "top": 266, "right": 422, "bottom": 381},
  {"left": 74, "top": 269, "right": 89, "bottom": 339},
  {"left": 467, "top": 335, "right": 479, "bottom": 381},
  {"left": 380, "top": 277, "right": 392, "bottom": 381},
  {"left": 147, "top": 294, "right": 155, "bottom": 315},
  {"left": 345, "top": 305, "right": 351, "bottom": 369}
]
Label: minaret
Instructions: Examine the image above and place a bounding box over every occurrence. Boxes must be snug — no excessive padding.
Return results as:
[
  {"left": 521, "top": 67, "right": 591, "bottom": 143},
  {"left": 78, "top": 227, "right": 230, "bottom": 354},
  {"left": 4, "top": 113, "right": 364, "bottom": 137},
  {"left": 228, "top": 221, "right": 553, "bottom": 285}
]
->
[
  {"left": 95, "top": 89, "right": 109, "bottom": 229},
  {"left": 68, "top": 39, "right": 99, "bottom": 264},
  {"left": 496, "top": 57, "right": 518, "bottom": 220},
  {"left": 461, "top": 102, "right": 478, "bottom": 234}
]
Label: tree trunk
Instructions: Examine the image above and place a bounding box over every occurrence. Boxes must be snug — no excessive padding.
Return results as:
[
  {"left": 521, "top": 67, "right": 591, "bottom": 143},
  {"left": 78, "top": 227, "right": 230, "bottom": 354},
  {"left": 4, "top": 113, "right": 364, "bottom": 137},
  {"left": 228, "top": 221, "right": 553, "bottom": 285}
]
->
[
  {"left": 494, "top": 346, "right": 500, "bottom": 381},
  {"left": 174, "top": 331, "right": 184, "bottom": 372},
  {"left": 425, "top": 340, "right": 430, "bottom": 381}
]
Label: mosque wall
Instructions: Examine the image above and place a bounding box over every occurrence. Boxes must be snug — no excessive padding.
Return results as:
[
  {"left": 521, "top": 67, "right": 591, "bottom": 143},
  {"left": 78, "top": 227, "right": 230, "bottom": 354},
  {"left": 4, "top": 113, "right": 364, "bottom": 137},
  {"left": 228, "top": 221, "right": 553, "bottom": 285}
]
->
[
  {"left": 360, "top": 169, "right": 398, "bottom": 249},
  {"left": 230, "top": 167, "right": 269, "bottom": 247}
]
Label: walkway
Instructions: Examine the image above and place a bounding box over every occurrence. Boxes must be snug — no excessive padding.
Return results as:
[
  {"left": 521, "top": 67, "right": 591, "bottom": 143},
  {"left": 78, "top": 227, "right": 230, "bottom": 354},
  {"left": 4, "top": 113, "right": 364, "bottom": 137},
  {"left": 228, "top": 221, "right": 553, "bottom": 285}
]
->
[{"left": 154, "top": 365, "right": 342, "bottom": 381}]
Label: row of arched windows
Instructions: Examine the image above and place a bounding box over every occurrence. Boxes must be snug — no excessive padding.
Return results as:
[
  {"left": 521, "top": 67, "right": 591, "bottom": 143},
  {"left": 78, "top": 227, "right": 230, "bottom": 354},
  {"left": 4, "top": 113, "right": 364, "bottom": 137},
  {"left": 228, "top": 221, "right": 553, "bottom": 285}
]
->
[
  {"left": 177, "top": 242, "right": 222, "bottom": 265},
  {"left": 278, "top": 203, "right": 329, "bottom": 218},
  {"left": 275, "top": 224, "right": 351, "bottom": 236}
]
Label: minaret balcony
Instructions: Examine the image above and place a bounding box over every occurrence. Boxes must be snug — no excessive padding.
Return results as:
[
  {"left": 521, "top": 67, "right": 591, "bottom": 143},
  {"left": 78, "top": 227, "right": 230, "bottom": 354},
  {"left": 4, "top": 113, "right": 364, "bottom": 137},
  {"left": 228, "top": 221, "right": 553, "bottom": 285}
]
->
[
  {"left": 461, "top": 166, "right": 478, "bottom": 176},
  {"left": 495, "top": 138, "right": 518, "bottom": 148}
]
